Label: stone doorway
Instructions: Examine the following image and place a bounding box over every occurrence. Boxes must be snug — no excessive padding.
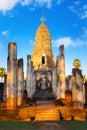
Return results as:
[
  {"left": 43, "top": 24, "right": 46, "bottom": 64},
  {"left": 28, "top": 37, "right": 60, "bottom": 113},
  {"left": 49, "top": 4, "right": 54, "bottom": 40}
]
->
[{"left": 42, "top": 56, "right": 45, "bottom": 64}]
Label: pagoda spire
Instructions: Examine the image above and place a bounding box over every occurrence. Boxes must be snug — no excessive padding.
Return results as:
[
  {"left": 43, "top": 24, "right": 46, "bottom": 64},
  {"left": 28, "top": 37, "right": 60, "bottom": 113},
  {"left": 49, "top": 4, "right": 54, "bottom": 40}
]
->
[{"left": 40, "top": 13, "right": 46, "bottom": 23}]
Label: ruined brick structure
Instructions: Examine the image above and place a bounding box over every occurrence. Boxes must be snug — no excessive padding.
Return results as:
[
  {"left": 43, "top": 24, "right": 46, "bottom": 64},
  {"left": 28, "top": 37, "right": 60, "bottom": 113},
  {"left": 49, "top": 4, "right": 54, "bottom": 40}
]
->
[{"left": 1, "top": 16, "right": 86, "bottom": 121}]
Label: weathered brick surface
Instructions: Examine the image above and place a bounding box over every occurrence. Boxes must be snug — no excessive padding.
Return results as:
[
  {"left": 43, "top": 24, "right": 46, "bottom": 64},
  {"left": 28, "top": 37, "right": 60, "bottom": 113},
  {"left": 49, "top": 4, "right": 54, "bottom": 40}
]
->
[
  {"left": 35, "top": 108, "right": 60, "bottom": 121},
  {"left": 0, "top": 103, "right": 87, "bottom": 121},
  {"left": 31, "top": 23, "right": 54, "bottom": 70},
  {"left": 59, "top": 106, "right": 72, "bottom": 120},
  {"left": 70, "top": 108, "right": 86, "bottom": 121},
  {"left": 65, "top": 90, "right": 72, "bottom": 106},
  {"left": 19, "top": 105, "right": 60, "bottom": 121},
  {"left": 7, "top": 97, "right": 17, "bottom": 109},
  {"left": 0, "top": 109, "right": 19, "bottom": 120}
]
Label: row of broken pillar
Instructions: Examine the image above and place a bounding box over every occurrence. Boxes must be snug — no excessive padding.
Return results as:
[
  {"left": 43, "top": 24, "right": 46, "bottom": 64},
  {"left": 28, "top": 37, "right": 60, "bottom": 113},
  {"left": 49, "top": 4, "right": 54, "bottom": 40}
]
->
[
  {"left": 6, "top": 42, "right": 85, "bottom": 109},
  {"left": 7, "top": 42, "right": 24, "bottom": 109},
  {"left": 53, "top": 44, "right": 85, "bottom": 104},
  {"left": 7, "top": 42, "right": 36, "bottom": 109}
]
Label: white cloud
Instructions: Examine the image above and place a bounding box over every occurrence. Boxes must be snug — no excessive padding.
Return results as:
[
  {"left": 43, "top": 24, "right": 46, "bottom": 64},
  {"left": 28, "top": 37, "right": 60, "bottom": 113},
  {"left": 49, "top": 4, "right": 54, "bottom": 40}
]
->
[
  {"left": 21, "top": 0, "right": 53, "bottom": 8},
  {"left": 83, "top": 5, "right": 87, "bottom": 10},
  {"left": 2, "top": 30, "right": 9, "bottom": 35},
  {"left": 0, "top": 0, "right": 86, "bottom": 19},
  {"left": 53, "top": 37, "right": 87, "bottom": 48},
  {"left": 57, "top": 0, "right": 64, "bottom": 5},
  {"left": 21, "top": 0, "right": 32, "bottom": 6},
  {"left": 0, "top": 0, "right": 19, "bottom": 13},
  {"left": 68, "top": 3, "right": 87, "bottom": 19},
  {"left": 82, "top": 27, "right": 87, "bottom": 39},
  {"left": 81, "top": 10, "right": 87, "bottom": 19},
  {"left": 53, "top": 37, "right": 75, "bottom": 48},
  {"left": 34, "top": 0, "right": 52, "bottom": 8},
  {"left": 80, "top": 5, "right": 87, "bottom": 19},
  {"left": 73, "top": 0, "right": 80, "bottom": 5},
  {"left": 2, "top": 30, "right": 9, "bottom": 36},
  {"left": 29, "top": 7, "right": 35, "bottom": 11},
  {"left": 7, "top": 12, "right": 14, "bottom": 18},
  {"left": 0, "top": 0, "right": 53, "bottom": 13},
  {"left": 68, "top": 6, "right": 77, "bottom": 14}
]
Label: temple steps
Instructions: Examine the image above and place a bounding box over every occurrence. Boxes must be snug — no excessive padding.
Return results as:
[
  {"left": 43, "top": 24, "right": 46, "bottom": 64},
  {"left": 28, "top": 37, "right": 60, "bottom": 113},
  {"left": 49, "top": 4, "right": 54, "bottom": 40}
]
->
[
  {"left": 0, "top": 103, "right": 87, "bottom": 121},
  {"left": 19, "top": 104, "right": 60, "bottom": 121}
]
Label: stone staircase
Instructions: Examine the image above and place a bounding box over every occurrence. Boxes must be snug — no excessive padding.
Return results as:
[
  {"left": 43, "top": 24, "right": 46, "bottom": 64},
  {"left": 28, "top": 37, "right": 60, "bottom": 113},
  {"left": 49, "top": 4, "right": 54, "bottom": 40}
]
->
[
  {"left": 35, "top": 105, "right": 60, "bottom": 121},
  {"left": 0, "top": 103, "right": 86, "bottom": 121},
  {"left": 19, "top": 104, "right": 60, "bottom": 121}
]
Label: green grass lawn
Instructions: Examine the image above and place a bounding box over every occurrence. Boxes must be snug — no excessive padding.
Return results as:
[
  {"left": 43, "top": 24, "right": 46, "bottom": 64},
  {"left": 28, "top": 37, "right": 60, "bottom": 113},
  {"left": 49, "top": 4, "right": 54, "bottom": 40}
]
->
[
  {"left": 0, "top": 121, "right": 87, "bottom": 130},
  {"left": 59, "top": 120, "right": 87, "bottom": 130},
  {"left": 0, "top": 121, "right": 37, "bottom": 130}
]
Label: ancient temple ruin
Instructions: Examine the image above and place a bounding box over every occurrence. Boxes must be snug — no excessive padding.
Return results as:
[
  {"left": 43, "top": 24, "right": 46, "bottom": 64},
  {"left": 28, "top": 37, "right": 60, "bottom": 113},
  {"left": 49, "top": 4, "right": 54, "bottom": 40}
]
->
[
  {"left": 0, "top": 16, "right": 87, "bottom": 121},
  {"left": 6, "top": 16, "right": 85, "bottom": 107}
]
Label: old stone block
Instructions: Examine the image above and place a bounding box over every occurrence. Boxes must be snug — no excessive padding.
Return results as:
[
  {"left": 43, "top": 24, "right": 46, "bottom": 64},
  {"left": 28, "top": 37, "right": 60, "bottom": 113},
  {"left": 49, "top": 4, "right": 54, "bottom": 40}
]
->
[
  {"left": 60, "top": 107, "right": 72, "bottom": 121},
  {"left": 7, "top": 97, "right": 17, "bottom": 109},
  {"left": 71, "top": 109, "right": 86, "bottom": 121},
  {"left": 65, "top": 90, "right": 72, "bottom": 106},
  {"left": 35, "top": 108, "right": 60, "bottom": 121}
]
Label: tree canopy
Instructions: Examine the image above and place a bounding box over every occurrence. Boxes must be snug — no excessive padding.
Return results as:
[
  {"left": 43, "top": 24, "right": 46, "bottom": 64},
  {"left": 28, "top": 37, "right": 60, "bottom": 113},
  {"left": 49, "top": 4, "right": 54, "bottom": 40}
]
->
[
  {"left": 0, "top": 67, "right": 6, "bottom": 78},
  {"left": 73, "top": 58, "right": 81, "bottom": 68}
]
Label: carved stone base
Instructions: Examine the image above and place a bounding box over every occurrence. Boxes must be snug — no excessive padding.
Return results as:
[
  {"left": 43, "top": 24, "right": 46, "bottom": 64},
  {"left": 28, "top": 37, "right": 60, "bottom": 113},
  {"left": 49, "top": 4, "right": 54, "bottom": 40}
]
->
[{"left": 7, "top": 97, "right": 17, "bottom": 109}]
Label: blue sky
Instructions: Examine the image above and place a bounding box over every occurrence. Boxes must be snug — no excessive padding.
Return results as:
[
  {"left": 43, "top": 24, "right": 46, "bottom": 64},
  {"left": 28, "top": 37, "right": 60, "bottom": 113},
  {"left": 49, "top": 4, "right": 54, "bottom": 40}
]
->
[{"left": 0, "top": 0, "right": 87, "bottom": 77}]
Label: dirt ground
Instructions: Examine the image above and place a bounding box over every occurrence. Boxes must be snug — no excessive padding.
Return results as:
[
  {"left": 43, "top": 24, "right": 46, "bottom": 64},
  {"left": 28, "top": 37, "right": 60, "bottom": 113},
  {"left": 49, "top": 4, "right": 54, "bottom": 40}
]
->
[{"left": 33, "top": 121, "right": 69, "bottom": 130}]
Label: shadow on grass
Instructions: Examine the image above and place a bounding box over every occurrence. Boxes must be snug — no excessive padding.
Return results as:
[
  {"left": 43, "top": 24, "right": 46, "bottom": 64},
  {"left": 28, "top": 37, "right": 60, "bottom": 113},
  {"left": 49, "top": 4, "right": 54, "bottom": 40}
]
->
[
  {"left": 0, "top": 120, "right": 87, "bottom": 130},
  {"left": 59, "top": 120, "right": 87, "bottom": 130},
  {"left": 0, "top": 121, "right": 37, "bottom": 130}
]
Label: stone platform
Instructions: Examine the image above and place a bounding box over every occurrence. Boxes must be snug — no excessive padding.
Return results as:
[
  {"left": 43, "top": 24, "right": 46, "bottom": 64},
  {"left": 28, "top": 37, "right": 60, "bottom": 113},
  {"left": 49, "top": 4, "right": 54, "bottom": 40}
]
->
[
  {"left": 19, "top": 104, "right": 60, "bottom": 121},
  {"left": 0, "top": 103, "right": 87, "bottom": 121}
]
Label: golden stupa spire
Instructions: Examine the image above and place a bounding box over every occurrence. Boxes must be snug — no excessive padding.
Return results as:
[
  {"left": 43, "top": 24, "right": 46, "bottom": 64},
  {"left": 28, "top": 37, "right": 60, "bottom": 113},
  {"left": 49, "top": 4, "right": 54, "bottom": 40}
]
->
[
  {"left": 40, "top": 13, "right": 46, "bottom": 23},
  {"left": 32, "top": 15, "right": 54, "bottom": 70}
]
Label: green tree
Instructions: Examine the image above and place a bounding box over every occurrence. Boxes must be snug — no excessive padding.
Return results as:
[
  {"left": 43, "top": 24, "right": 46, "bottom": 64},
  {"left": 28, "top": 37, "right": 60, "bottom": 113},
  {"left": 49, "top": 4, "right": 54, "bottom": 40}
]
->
[
  {"left": 0, "top": 67, "right": 6, "bottom": 82},
  {"left": 73, "top": 58, "right": 81, "bottom": 68},
  {"left": 83, "top": 75, "right": 87, "bottom": 83}
]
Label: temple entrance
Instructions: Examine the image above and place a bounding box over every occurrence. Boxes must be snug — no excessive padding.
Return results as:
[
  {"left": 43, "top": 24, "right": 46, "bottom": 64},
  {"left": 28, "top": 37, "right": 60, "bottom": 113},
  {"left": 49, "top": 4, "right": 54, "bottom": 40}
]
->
[{"left": 42, "top": 56, "right": 45, "bottom": 64}]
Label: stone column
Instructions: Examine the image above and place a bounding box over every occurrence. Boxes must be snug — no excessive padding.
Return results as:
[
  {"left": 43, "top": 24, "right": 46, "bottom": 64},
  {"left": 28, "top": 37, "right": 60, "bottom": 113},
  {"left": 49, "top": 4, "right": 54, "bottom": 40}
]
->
[
  {"left": 17, "top": 58, "right": 24, "bottom": 106},
  {"left": 3, "top": 74, "right": 7, "bottom": 102},
  {"left": 7, "top": 42, "right": 17, "bottom": 109},
  {"left": 30, "top": 64, "right": 36, "bottom": 97},
  {"left": 70, "top": 68, "right": 84, "bottom": 104},
  {"left": 26, "top": 55, "right": 32, "bottom": 98},
  {"left": 52, "top": 70, "right": 58, "bottom": 97},
  {"left": 26, "top": 55, "right": 36, "bottom": 98},
  {"left": 56, "top": 45, "right": 66, "bottom": 99}
]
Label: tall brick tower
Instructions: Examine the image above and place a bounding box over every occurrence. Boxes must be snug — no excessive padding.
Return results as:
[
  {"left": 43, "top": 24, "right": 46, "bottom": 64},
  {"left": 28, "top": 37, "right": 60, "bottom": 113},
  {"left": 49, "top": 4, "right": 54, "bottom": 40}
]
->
[{"left": 32, "top": 15, "right": 54, "bottom": 70}]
